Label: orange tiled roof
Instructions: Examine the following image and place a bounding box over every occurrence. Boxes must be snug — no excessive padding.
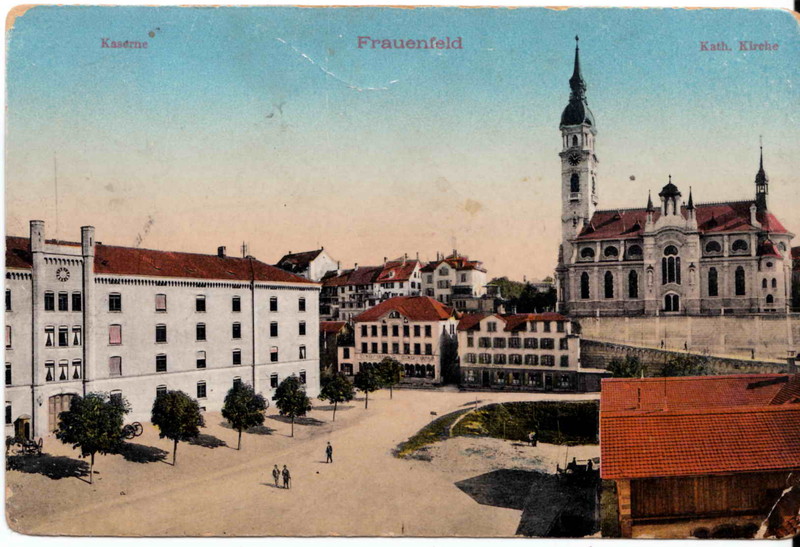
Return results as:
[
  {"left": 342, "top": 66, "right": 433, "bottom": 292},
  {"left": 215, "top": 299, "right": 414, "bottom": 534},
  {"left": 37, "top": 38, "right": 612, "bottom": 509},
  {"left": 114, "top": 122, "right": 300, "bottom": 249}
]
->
[
  {"left": 354, "top": 296, "right": 454, "bottom": 322},
  {"left": 601, "top": 375, "right": 800, "bottom": 480},
  {"left": 457, "top": 312, "right": 568, "bottom": 332},
  {"left": 319, "top": 321, "right": 347, "bottom": 334}
]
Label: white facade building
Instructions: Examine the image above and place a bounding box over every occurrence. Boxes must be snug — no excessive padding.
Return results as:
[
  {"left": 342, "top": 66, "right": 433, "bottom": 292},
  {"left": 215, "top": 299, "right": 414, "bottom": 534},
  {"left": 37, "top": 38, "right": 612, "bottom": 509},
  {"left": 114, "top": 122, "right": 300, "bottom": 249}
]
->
[
  {"left": 275, "top": 248, "right": 339, "bottom": 282},
  {"left": 421, "top": 252, "right": 487, "bottom": 307},
  {"left": 5, "top": 221, "right": 320, "bottom": 439}
]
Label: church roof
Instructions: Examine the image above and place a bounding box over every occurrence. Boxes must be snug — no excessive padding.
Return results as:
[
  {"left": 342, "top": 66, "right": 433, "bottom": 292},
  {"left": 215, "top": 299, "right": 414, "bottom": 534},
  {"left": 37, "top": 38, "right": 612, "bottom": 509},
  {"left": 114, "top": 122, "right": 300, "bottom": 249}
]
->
[{"left": 576, "top": 200, "right": 790, "bottom": 241}]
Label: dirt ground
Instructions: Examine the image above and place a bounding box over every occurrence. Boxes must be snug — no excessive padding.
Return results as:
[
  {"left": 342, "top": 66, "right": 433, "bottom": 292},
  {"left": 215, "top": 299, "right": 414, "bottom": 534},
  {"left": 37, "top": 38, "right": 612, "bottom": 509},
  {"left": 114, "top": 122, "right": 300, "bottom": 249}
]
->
[{"left": 6, "top": 389, "right": 598, "bottom": 537}]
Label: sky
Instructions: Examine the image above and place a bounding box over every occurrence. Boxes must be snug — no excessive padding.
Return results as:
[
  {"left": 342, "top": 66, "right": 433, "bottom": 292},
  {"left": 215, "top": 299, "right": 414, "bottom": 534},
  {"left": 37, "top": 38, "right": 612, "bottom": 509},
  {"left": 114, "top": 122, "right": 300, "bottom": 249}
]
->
[{"left": 5, "top": 6, "right": 800, "bottom": 281}]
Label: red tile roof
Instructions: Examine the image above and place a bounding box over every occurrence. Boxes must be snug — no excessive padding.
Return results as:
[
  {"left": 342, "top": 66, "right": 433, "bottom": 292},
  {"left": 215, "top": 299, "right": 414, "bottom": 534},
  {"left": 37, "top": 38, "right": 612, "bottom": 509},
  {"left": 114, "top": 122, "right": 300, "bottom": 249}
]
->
[
  {"left": 601, "top": 375, "right": 800, "bottom": 480},
  {"left": 421, "top": 254, "right": 486, "bottom": 273},
  {"left": 576, "top": 201, "right": 789, "bottom": 241},
  {"left": 320, "top": 321, "right": 348, "bottom": 334},
  {"left": 5, "top": 236, "right": 315, "bottom": 284},
  {"left": 322, "top": 261, "right": 419, "bottom": 288},
  {"left": 457, "top": 312, "right": 568, "bottom": 332},
  {"left": 275, "top": 249, "right": 324, "bottom": 273},
  {"left": 354, "top": 296, "right": 454, "bottom": 323},
  {"left": 376, "top": 260, "right": 420, "bottom": 283},
  {"left": 457, "top": 313, "right": 492, "bottom": 331}
]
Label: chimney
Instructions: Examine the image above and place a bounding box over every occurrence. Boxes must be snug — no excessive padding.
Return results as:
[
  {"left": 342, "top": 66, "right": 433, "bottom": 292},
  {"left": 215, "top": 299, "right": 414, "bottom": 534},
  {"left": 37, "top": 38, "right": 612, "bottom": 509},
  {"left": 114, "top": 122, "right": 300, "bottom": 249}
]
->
[
  {"left": 384, "top": 256, "right": 387, "bottom": 265},
  {"left": 217, "top": 246, "right": 226, "bottom": 258},
  {"left": 403, "top": 253, "right": 408, "bottom": 264},
  {"left": 355, "top": 263, "right": 358, "bottom": 270}
]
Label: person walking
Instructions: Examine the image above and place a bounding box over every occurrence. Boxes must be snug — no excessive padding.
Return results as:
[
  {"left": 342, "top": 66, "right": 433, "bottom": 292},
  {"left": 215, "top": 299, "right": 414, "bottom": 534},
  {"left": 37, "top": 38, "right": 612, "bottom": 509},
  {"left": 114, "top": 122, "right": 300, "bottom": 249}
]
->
[
  {"left": 272, "top": 465, "right": 280, "bottom": 488},
  {"left": 282, "top": 465, "right": 291, "bottom": 489},
  {"left": 325, "top": 441, "right": 333, "bottom": 464}
]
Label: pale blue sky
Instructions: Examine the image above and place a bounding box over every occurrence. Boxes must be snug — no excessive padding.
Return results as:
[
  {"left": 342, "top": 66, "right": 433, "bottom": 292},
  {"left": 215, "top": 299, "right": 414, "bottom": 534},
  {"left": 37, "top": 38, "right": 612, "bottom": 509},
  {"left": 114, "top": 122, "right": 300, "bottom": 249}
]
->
[{"left": 6, "top": 6, "right": 799, "bottom": 279}]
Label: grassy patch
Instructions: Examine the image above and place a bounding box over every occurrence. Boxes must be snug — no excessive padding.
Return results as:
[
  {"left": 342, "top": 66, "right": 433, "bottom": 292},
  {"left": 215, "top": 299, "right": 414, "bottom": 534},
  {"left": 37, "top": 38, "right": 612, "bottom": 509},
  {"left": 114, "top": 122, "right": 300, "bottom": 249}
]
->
[
  {"left": 394, "top": 409, "right": 470, "bottom": 458},
  {"left": 451, "top": 401, "right": 599, "bottom": 446}
]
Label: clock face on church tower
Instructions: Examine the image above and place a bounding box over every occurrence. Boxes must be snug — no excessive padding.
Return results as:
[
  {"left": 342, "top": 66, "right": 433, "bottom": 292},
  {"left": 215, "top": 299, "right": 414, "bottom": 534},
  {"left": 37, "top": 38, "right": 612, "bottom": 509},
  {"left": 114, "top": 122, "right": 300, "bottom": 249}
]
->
[{"left": 567, "top": 152, "right": 582, "bottom": 166}]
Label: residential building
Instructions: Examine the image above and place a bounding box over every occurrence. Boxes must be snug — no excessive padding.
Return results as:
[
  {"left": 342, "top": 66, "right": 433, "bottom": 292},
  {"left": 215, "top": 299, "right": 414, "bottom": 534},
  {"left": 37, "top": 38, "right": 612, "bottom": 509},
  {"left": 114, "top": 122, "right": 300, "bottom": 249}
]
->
[
  {"left": 350, "top": 296, "right": 458, "bottom": 385},
  {"left": 457, "top": 312, "right": 604, "bottom": 391},
  {"left": 601, "top": 374, "right": 800, "bottom": 538},
  {"left": 555, "top": 38, "right": 795, "bottom": 316},
  {"left": 320, "top": 257, "right": 422, "bottom": 320},
  {"left": 421, "top": 251, "right": 487, "bottom": 307},
  {"left": 319, "top": 320, "right": 353, "bottom": 374},
  {"left": 275, "top": 248, "right": 338, "bottom": 282},
  {"left": 5, "top": 221, "right": 320, "bottom": 439}
]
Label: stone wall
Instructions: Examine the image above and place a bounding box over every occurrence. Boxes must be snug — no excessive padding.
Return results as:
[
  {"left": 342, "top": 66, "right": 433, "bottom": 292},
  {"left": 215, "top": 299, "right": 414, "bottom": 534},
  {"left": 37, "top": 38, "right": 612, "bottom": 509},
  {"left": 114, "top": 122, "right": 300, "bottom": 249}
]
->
[{"left": 577, "top": 314, "right": 800, "bottom": 362}]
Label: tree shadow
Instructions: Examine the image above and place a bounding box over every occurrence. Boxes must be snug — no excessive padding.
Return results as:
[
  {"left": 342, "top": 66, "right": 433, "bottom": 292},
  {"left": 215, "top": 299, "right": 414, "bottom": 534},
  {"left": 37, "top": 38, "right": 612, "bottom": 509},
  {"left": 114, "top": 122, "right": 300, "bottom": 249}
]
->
[
  {"left": 6, "top": 453, "right": 90, "bottom": 481},
  {"left": 315, "top": 404, "right": 354, "bottom": 412},
  {"left": 267, "top": 414, "right": 325, "bottom": 427},
  {"left": 218, "top": 422, "right": 275, "bottom": 436},
  {"left": 188, "top": 433, "right": 228, "bottom": 449},
  {"left": 115, "top": 442, "right": 168, "bottom": 463}
]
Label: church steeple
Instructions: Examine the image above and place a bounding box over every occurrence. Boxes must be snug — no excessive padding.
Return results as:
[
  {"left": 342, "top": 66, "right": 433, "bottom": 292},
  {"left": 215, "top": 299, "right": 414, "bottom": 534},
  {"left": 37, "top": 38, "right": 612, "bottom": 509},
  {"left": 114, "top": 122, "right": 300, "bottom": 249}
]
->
[
  {"left": 569, "top": 36, "right": 587, "bottom": 102},
  {"left": 755, "top": 140, "right": 768, "bottom": 213},
  {"left": 560, "top": 36, "right": 595, "bottom": 129}
]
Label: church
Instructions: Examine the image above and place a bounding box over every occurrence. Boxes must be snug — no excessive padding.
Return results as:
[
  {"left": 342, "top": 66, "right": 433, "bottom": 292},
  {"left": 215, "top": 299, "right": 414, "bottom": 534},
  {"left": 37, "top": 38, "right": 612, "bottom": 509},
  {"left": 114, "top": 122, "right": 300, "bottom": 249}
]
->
[{"left": 555, "top": 38, "right": 795, "bottom": 317}]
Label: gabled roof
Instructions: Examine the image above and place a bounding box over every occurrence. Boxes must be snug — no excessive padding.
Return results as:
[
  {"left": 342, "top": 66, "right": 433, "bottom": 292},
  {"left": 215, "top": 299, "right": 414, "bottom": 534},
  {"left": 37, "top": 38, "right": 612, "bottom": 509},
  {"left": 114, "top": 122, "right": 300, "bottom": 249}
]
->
[
  {"left": 5, "top": 236, "right": 315, "bottom": 285},
  {"left": 320, "top": 321, "right": 348, "bottom": 335},
  {"left": 376, "top": 260, "right": 419, "bottom": 283},
  {"left": 457, "top": 312, "right": 568, "bottom": 332},
  {"left": 601, "top": 374, "right": 800, "bottom": 480},
  {"left": 421, "top": 254, "right": 486, "bottom": 273},
  {"left": 354, "top": 296, "right": 454, "bottom": 323},
  {"left": 457, "top": 313, "right": 492, "bottom": 331},
  {"left": 576, "top": 201, "right": 789, "bottom": 241},
  {"left": 275, "top": 249, "right": 324, "bottom": 274}
]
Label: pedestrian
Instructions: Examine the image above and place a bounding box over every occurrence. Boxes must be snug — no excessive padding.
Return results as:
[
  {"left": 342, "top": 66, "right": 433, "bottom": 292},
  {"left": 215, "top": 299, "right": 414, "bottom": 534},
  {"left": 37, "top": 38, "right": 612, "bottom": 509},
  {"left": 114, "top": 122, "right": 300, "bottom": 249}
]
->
[
  {"left": 325, "top": 441, "right": 333, "bottom": 464},
  {"left": 684, "top": 341, "right": 688, "bottom": 351},
  {"left": 272, "top": 464, "right": 280, "bottom": 488},
  {"left": 282, "top": 465, "right": 291, "bottom": 489}
]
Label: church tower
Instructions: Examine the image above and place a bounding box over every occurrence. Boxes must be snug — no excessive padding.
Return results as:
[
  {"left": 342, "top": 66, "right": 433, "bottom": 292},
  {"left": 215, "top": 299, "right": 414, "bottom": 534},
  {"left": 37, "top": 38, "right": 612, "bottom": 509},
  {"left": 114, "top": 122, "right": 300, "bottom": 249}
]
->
[
  {"left": 755, "top": 143, "right": 769, "bottom": 214},
  {"left": 559, "top": 36, "right": 598, "bottom": 266}
]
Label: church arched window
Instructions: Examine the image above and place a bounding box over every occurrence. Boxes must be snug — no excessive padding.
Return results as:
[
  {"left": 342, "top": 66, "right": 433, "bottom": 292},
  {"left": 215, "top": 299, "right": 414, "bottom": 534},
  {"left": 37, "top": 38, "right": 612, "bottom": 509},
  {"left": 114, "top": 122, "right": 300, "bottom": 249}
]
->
[
  {"left": 628, "top": 270, "right": 638, "bottom": 299},
  {"left": 766, "top": 294, "right": 774, "bottom": 305},
  {"left": 572, "top": 135, "right": 578, "bottom": 147},
  {"left": 762, "top": 278, "right": 768, "bottom": 289},
  {"left": 661, "top": 247, "right": 680, "bottom": 285},
  {"left": 604, "top": 271, "right": 614, "bottom": 299},
  {"left": 604, "top": 246, "right": 619, "bottom": 259},
  {"left": 663, "top": 293, "right": 680, "bottom": 312},
  {"left": 580, "top": 247, "right": 595, "bottom": 260},
  {"left": 732, "top": 239, "right": 749, "bottom": 253},
  {"left": 627, "top": 245, "right": 642, "bottom": 259},
  {"left": 735, "top": 266, "right": 746, "bottom": 296},
  {"left": 772, "top": 278, "right": 777, "bottom": 289},
  {"left": 580, "top": 272, "right": 590, "bottom": 299},
  {"left": 570, "top": 173, "right": 580, "bottom": 193},
  {"left": 708, "top": 268, "right": 718, "bottom": 297},
  {"left": 705, "top": 240, "right": 721, "bottom": 254}
]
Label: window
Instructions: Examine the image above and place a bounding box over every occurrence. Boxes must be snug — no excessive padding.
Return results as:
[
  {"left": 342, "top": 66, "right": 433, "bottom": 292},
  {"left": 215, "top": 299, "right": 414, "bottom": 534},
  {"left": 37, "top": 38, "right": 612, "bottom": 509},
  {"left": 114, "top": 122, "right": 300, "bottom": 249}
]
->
[
  {"left": 233, "top": 377, "right": 242, "bottom": 389},
  {"left": 413, "top": 343, "right": 420, "bottom": 355},
  {"left": 109, "top": 293, "right": 122, "bottom": 312},
  {"left": 270, "top": 373, "right": 278, "bottom": 388},
  {"left": 627, "top": 245, "right": 643, "bottom": 259},
  {"left": 196, "top": 295, "right": 206, "bottom": 312},
  {"left": 487, "top": 322, "right": 497, "bottom": 333},
  {"left": 5, "top": 326, "right": 11, "bottom": 349},
  {"left": 580, "top": 247, "right": 595, "bottom": 260},
  {"left": 343, "top": 348, "right": 351, "bottom": 358},
  {"left": 560, "top": 338, "right": 569, "bottom": 350},
  {"left": 232, "top": 322, "right": 242, "bottom": 339},
  {"left": 45, "top": 361, "right": 55, "bottom": 382},
  {"left": 299, "top": 346, "right": 307, "bottom": 359},
  {"left": 156, "top": 354, "right": 167, "bottom": 373},
  {"left": 44, "top": 291, "right": 55, "bottom": 311},
  {"left": 541, "top": 338, "right": 555, "bottom": 350},
  {"left": 411, "top": 325, "right": 419, "bottom": 337},
  {"left": 767, "top": 294, "right": 775, "bottom": 305},
  {"left": 361, "top": 342, "right": 368, "bottom": 353},
  {"left": 45, "top": 326, "right": 54, "bottom": 346},
  {"left": 664, "top": 293, "right": 680, "bottom": 312},
  {"left": 392, "top": 343, "right": 399, "bottom": 354},
  {"left": 509, "top": 354, "right": 522, "bottom": 365},
  {"left": 509, "top": 337, "right": 521, "bottom": 349},
  {"left": 604, "top": 246, "right": 619, "bottom": 258},
  {"left": 72, "top": 326, "right": 82, "bottom": 346},
  {"left": 5, "top": 404, "right": 9, "bottom": 425},
  {"left": 628, "top": 271, "right": 639, "bottom": 298},
  {"left": 543, "top": 322, "right": 551, "bottom": 333},
  {"left": 72, "top": 359, "right": 82, "bottom": 380},
  {"left": 299, "top": 322, "right": 307, "bottom": 336},
  {"left": 772, "top": 278, "right": 778, "bottom": 289},
  {"left": 541, "top": 355, "right": 555, "bottom": 367},
  {"left": 5, "top": 363, "right": 10, "bottom": 385},
  {"left": 381, "top": 342, "right": 388, "bottom": 353},
  {"left": 155, "top": 294, "right": 167, "bottom": 312},
  {"left": 425, "top": 344, "right": 432, "bottom": 355},
  {"left": 371, "top": 342, "right": 378, "bottom": 353},
  {"left": 390, "top": 325, "right": 398, "bottom": 337},
  {"left": 58, "top": 292, "right": 69, "bottom": 311},
  {"left": 269, "top": 297, "right": 278, "bottom": 312},
  {"left": 270, "top": 322, "right": 279, "bottom": 337},
  {"left": 604, "top": 271, "right": 614, "bottom": 299},
  {"left": 735, "top": 266, "right": 746, "bottom": 296},
  {"left": 156, "top": 324, "right": 167, "bottom": 343},
  {"left": 560, "top": 355, "right": 570, "bottom": 368},
  {"left": 403, "top": 343, "right": 410, "bottom": 355},
  {"left": 580, "top": 272, "right": 590, "bottom": 299},
  {"left": 4, "top": 290, "right": 10, "bottom": 311},
  {"left": 270, "top": 346, "right": 279, "bottom": 362},
  {"left": 197, "top": 381, "right": 207, "bottom": 399},
  {"left": 478, "top": 337, "right": 491, "bottom": 348},
  {"left": 381, "top": 325, "right": 388, "bottom": 337},
  {"left": 557, "top": 321, "right": 565, "bottom": 333},
  {"left": 109, "top": 356, "right": 122, "bottom": 377},
  {"left": 479, "top": 353, "right": 491, "bottom": 364},
  {"left": 196, "top": 323, "right": 206, "bottom": 341},
  {"left": 424, "top": 325, "right": 432, "bottom": 337},
  {"left": 524, "top": 354, "right": 538, "bottom": 366},
  {"left": 233, "top": 349, "right": 242, "bottom": 365},
  {"left": 524, "top": 338, "right": 538, "bottom": 349},
  {"left": 299, "top": 370, "right": 307, "bottom": 384},
  {"left": 371, "top": 325, "right": 378, "bottom": 337},
  {"left": 762, "top": 278, "right": 768, "bottom": 289},
  {"left": 705, "top": 240, "right": 721, "bottom": 254},
  {"left": 361, "top": 325, "right": 368, "bottom": 337},
  {"left": 662, "top": 246, "right": 681, "bottom": 285},
  {"left": 197, "top": 350, "right": 207, "bottom": 369},
  {"left": 403, "top": 325, "right": 410, "bottom": 337},
  {"left": 732, "top": 239, "right": 749, "bottom": 253},
  {"left": 493, "top": 354, "right": 507, "bottom": 365},
  {"left": 156, "top": 385, "right": 167, "bottom": 397},
  {"left": 71, "top": 292, "right": 82, "bottom": 312},
  {"left": 110, "top": 390, "right": 123, "bottom": 405},
  {"left": 572, "top": 135, "right": 578, "bottom": 147},
  {"left": 232, "top": 296, "right": 241, "bottom": 312},
  {"left": 708, "top": 267, "right": 719, "bottom": 297},
  {"left": 570, "top": 173, "right": 580, "bottom": 193},
  {"left": 467, "top": 337, "right": 474, "bottom": 348},
  {"left": 58, "top": 326, "right": 69, "bottom": 347},
  {"left": 299, "top": 297, "right": 306, "bottom": 312}
]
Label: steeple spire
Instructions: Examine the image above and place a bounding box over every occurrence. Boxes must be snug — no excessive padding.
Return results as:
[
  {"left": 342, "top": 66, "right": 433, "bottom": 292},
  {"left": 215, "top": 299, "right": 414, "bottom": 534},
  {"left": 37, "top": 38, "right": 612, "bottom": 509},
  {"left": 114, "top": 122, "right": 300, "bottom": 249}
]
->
[
  {"left": 687, "top": 186, "right": 695, "bottom": 210},
  {"left": 569, "top": 35, "right": 587, "bottom": 102},
  {"left": 560, "top": 36, "right": 595, "bottom": 128},
  {"left": 646, "top": 191, "right": 654, "bottom": 212},
  {"left": 755, "top": 138, "right": 769, "bottom": 213}
]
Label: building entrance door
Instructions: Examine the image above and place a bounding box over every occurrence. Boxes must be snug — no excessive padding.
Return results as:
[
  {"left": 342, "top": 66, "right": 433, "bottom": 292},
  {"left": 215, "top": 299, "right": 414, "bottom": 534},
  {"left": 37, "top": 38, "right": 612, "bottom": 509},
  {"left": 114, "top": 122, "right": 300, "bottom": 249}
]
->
[
  {"left": 48, "top": 394, "right": 76, "bottom": 433},
  {"left": 14, "top": 416, "right": 31, "bottom": 439},
  {"left": 482, "top": 370, "right": 491, "bottom": 387},
  {"left": 544, "top": 374, "right": 553, "bottom": 391}
]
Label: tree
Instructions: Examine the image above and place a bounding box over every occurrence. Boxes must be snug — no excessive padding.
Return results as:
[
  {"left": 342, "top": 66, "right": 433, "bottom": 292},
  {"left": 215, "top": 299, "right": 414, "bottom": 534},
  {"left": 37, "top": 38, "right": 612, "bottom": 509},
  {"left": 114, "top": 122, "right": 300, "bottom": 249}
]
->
[
  {"left": 377, "top": 357, "right": 403, "bottom": 399},
  {"left": 151, "top": 390, "right": 205, "bottom": 465},
  {"left": 607, "top": 355, "right": 647, "bottom": 378},
  {"left": 354, "top": 365, "right": 381, "bottom": 409},
  {"left": 221, "top": 383, "right": 267, "bottom": 450},
  {"left": 660, "top": 354, "right": 709, "bottom": 377},
  {"left": 318, "top": 372, "right": 355, "bottom": 421},
  {"left": 274, "top": 376, "right": 312, "bottom": 437},
  {"left": 56, "top": 392, "right": 129, "bottom": 484}
]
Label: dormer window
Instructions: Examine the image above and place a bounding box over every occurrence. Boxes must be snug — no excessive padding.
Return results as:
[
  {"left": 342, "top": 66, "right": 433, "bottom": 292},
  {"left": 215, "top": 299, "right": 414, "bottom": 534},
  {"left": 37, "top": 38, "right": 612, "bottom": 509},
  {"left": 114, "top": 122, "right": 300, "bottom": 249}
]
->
[
  {"left": 580, "top": 247, "right": 595, "bottom": 260},
  {"left": 732, "top": 239, "right": 749, "bottom": 253},
  {"left": 705, "top": 240, "right": 722, "bottom": 254},
  {"left": 603, "top": 246, "right": 619, "bottom": 259}
]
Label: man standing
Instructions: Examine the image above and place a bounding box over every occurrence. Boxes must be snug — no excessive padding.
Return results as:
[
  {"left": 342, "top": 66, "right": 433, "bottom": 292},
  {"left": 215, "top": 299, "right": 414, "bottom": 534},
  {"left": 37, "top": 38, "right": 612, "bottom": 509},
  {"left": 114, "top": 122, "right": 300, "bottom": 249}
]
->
[
  {"left": 282, "top": 465, "right": 291, "bottom": 489},
  {"left": 325, "top": 441, "right": 333, "bottom": 464},
  {"left": 272, "top": 464, "right": 280, "bottom": 487}
]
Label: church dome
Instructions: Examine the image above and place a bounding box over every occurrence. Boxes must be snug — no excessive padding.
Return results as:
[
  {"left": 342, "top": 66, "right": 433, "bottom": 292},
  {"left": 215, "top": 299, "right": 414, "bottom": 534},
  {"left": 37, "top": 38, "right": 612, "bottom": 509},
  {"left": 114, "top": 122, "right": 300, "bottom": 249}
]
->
[
  {"left": 659, "top": 177, "right": 681, "bottom": 198},
  {"left": 561, "top": 101, "right": 595, "bottom": 128}
]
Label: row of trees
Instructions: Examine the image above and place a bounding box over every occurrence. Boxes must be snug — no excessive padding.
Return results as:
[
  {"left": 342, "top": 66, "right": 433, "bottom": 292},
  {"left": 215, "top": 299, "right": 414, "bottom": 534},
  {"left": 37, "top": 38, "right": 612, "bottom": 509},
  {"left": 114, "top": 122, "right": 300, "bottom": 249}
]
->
[{"left": 55, "top": 358, "right": 408, "bottom": 482}]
